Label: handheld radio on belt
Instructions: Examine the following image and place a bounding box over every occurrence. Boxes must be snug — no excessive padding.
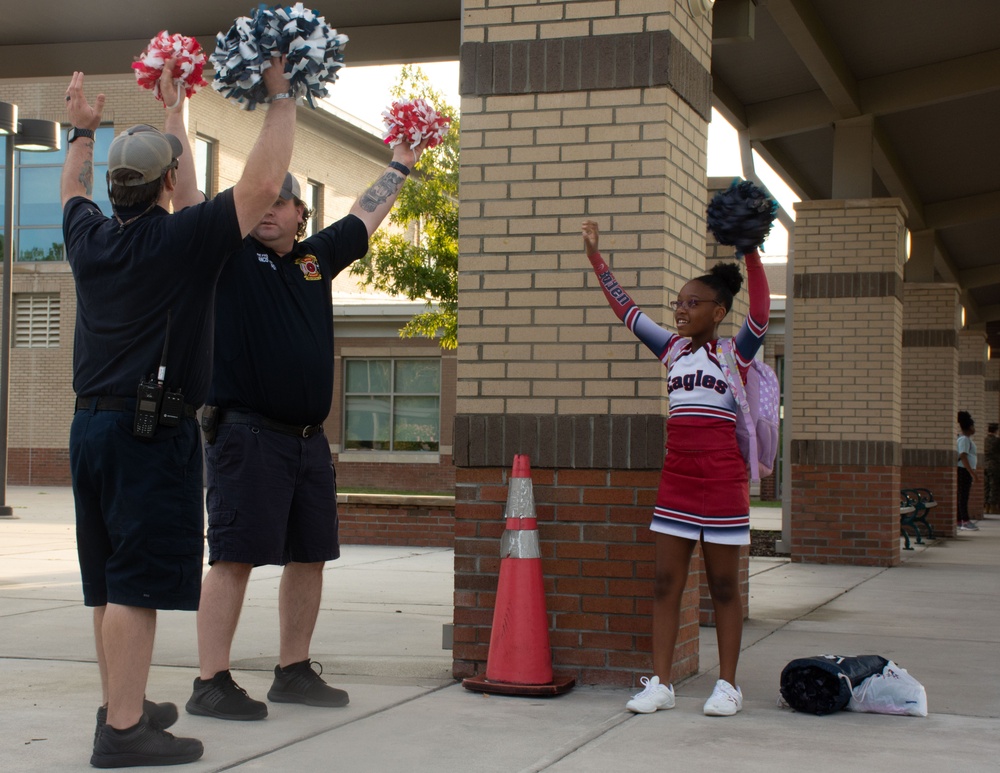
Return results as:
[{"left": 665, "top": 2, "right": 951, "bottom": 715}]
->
[{"left": 134, "top": 310, "right": 185, "bottom": 437}]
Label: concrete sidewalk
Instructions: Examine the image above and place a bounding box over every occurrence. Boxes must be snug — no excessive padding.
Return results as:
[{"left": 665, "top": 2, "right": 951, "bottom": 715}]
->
[{"left": 1, "top": 486, "right": 997, "bottom": 772}]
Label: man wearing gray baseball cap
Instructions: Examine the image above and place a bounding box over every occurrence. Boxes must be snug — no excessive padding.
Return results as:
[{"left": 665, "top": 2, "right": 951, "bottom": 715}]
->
[
  {"left": 107, "top": 124, "right": 184, "bottom": 183},
  {"left": 62, "top": 56, "right": 297, "bottom": 768}
]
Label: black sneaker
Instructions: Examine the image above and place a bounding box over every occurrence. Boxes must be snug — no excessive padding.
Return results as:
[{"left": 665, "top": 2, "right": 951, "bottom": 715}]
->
[
  {"left": 90, "top": 714, "right": 203, "bottom": 768},
  {"left": 267, "top": 660, "right": 349, "bottom": 707},
  {"left": 95, "top": 699, "right": 179, "bottom": 750},
  {"left": 185, "top": 670, "right": 268, "bottom": 721}
]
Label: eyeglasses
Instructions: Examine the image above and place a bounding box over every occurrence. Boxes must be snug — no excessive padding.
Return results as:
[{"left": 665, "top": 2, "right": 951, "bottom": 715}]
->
[{"left": 668, "top": 299, "right": 723, "bottom": 311}]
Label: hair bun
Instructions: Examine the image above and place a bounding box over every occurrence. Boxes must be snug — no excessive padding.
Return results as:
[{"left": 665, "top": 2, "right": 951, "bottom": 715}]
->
[{"left": 710, "top": 262, "right": 743, "bottom": 295}]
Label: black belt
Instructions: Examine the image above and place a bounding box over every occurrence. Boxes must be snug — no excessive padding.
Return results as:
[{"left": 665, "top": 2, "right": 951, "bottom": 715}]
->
[
  {"left": 218, "top": 410, "right": 324, "bottom": 439},
  {"left": 75, "top": 395, "right": 197, "bottom": 418}
]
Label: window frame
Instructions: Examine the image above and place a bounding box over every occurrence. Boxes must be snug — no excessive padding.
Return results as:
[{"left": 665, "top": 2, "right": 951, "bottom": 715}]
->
[
  {"left": 3, "top": 124, "right": 115, "bottom": 263},
  {"left": 341, "top": 357, "right": 442, "bottom": 456},
  {"left": 194, "top": 134, "right": 217, "bottom": 199}
]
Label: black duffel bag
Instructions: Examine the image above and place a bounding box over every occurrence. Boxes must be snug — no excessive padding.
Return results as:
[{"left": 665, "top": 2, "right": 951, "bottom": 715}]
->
[{"left": 780, "top": 654, "right": 889, "bottom": 715}]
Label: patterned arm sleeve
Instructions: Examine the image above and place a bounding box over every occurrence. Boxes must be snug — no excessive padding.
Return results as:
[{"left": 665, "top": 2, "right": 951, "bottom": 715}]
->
[
  {"left": 588, "top": 251, "right": 674, "bottom": 358},
  {"left": 732, "top": 249, "right": 770, "bottom": 374}
]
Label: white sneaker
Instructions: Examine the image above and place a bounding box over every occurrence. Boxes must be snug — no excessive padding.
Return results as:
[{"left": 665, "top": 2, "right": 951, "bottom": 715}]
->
[
  {"left": 703, "top": 679, "right": 743, "bottom": 716},
  {"left": 626, "top": 675, "right": 675, "bottom": 713}
]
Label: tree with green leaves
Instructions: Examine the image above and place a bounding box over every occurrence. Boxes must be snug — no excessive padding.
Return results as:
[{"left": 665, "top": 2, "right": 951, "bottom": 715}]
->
[{"left": 349, "top": 66, "right": 458, "bottom": 349}]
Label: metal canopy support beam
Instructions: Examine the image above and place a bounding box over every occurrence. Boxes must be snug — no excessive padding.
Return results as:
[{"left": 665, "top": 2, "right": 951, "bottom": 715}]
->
[
  {"left": 832, "top": 115, "right": 874, "bottom": 199},
  {"left": 905, "top": 230, "right": 937, "bottom": 284}
]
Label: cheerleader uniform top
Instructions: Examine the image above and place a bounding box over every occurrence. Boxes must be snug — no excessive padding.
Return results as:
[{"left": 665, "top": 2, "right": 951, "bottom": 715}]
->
[{"left": 588, "top": 249, "right": 770, "bottom": 544}]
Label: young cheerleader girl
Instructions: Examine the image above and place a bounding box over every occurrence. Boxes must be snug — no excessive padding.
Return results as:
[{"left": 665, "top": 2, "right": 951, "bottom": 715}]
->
[{"left": 581, "top": 219, "right": 769, "bottom": 716}]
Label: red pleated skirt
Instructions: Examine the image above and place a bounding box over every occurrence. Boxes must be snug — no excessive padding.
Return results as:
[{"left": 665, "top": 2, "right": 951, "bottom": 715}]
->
[{"left": 651, "top": 417, "right": 750, "bottom": 545}]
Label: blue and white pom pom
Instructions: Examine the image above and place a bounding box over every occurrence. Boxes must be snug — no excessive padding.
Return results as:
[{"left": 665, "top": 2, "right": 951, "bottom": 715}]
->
[
  {"left": 706, "top": 179, "right": 778, "bottom": 257},
  {"left": 211, "top": 4, "right": 348, "bottom": 110}
]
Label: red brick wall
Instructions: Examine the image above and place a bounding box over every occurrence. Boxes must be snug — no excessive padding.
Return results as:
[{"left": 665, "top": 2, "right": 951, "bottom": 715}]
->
[
  {"left": 7, "top": 448, "right": 71, "bottom": 485},
  {"left": 332, "top": 456, "right": 455, "bottom": 493},
  {"left": 901, "top": 465, "right": 957, "bottom": 537},
  {"left": 452, "top": 466, "right": 701, "bottom": 689},
  {"left": 337, "top": 496, "right": 454, "bottom": 547},
  {"left": 790, "top": 465, "right": 901, "bottom": 566}
]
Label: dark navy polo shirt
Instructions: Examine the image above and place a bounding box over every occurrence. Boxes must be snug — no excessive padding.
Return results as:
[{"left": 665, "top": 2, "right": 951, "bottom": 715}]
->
[
  {"left": 208, "top": 214, "right": 369, "bottom": 426},
  {"left": 63, "top": 189, "right": 241, "bottom": 405}
]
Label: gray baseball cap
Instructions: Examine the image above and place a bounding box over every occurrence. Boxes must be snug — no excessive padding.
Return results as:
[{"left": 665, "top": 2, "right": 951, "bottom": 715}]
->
[
  {"left": 108, "top": 125, "right": 183, "bottom": 186},
  {"left": 280, "top": 172, "right": 302, "bottom": 201}
]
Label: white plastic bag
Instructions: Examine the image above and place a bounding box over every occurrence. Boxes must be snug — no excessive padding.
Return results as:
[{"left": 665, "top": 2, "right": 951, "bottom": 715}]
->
[{"left": 848, "top": 660, "right": 928, "bottom": 717}]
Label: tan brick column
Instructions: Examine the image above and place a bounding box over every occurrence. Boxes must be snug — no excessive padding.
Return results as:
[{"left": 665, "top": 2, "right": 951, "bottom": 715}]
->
[
  {"left": 901, "top": 284, "right": 960, "bottom": 537},
  {"left": 958, "top": 330, "right": 987, "bottom": 519},
  {"left": 453, "top": 3, "right": 714, "bottom": 688},
  {"left": 789, "top": 199, "right": 907, "bottom": 566}
]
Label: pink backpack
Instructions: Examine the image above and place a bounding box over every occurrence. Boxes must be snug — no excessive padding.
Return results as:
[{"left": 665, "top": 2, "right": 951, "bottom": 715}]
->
[{"left": 667, "top": 337, "right": 780, "bottom": 484}]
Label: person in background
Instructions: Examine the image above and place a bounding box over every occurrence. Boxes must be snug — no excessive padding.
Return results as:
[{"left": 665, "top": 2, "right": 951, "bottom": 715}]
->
[
  {"left": 984, "top": 422, "right": 999, "bottom": 515},
  {"left": 956, "top": 411, "right": 979, "bottom": 531}
]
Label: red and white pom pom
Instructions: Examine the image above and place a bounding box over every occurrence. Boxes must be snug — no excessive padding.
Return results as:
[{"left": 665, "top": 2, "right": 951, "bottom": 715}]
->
[
  {"left": 133, "top": 31, "right": 208, "bottom": 103},
  {"left": 382, "top": 98, "right": 452, "bottom": 150}
]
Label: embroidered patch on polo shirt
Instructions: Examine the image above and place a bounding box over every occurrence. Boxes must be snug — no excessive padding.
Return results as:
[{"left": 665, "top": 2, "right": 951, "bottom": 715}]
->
[{"left": 295, "top": 254, "right": 322, "bottom": 280}]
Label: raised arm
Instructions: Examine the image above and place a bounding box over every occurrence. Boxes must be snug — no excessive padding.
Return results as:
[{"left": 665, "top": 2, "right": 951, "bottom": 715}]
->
[
  {"left": 60, "top": 72, "right": 105, "bottom": 206},
  {"left": 732, "top": 248, "right": 770, "bottom": 368},
  {"left": 159, "top": 59, "right": 203, "bottom": 211},
  {"left": 348, "top": 140, "right": 429, "bottom": 236},
  {"left": 582, "top": 220, "right": 674, "bottom": 358},
  {"left": 232, "top": 57, "right": 297, "bottom": 237}
]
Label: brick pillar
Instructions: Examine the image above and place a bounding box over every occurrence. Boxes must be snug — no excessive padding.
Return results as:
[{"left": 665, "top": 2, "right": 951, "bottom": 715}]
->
[
  {"left": 958, "top": 330, "right": 987, "bottom": 519},
  {"left": 454, "top": 2, "right": 715, "bottom": 688},
  {"left": 789, "top": 199, "right": 907, "bottom": 566},
  {"left": 901, "top": 283, "right": 960, "bottom": 536}
]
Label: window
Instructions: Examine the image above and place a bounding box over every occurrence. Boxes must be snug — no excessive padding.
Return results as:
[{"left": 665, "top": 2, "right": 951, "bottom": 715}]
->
[
  {"left": 344, "top": 359, "right": 440, "bottom": 452},
  {"left": 305, "top": 179, "right": 322, "bottom": 236},
  {"left": 14, "top": 292, "right": 60, "bottom": 348},
  {"left": 194, "top": 135, "right": 216, "bottom": 198},
  {"left": 1, "top": 125, "right": 114, "bottom": 262}
]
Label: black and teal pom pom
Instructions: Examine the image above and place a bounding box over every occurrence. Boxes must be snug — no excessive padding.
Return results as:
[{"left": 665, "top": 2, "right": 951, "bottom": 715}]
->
[{"left": 706, "top": 179, "right": 778, "bottom": 257}]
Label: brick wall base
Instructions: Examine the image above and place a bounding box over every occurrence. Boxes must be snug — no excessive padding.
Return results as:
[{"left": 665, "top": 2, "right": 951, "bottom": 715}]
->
[
  {"left": 332, "top": 456, "right": 455, "bottom": 494},
  {"left": 901, "top": 465, "right": 957, "bottom": 538},
  {"left": 337, "top": 495, "right": 454, "bottom": 548},
  {"left": 6, "top": 448, "right": 456, "bottom": 495},
  {"left": 452, "top": 466, "right": 701, "bottom": 689},
  {"left": 7, "top": 448, "right": 71, "bottom": 485},
  {"left": 790, "top": 464, "right": 901, "bottom": 566}
]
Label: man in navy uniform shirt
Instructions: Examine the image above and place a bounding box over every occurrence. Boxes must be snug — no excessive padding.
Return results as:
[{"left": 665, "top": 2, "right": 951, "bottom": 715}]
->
[
  {"left": 185, "top": 133, "right": 429, "bottom": 720},
  {"left": 62, "top": 59, "right": 295, "bottom": 766}
]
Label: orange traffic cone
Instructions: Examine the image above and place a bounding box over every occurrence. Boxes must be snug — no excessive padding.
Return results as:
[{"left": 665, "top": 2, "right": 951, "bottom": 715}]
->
[{"left": 462, "top": 455, "right": 575, "bottom": 696}]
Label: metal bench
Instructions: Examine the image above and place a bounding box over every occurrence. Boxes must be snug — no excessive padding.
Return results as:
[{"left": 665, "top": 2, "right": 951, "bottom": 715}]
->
[
  {"left": 900, "top": 492, "right": 918, "bottom": 550},
  {"left": 900, "top": 488, "right": 937, "bottom": 549}
]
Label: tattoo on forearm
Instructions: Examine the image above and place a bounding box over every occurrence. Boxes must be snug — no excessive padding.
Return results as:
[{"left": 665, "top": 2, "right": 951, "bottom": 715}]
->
[
  {"left": 359, "top": 171, "right": 404, "bottom": 213},
  {"left": 78, "top": 160, "right": 94, "bottom": 197}
]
